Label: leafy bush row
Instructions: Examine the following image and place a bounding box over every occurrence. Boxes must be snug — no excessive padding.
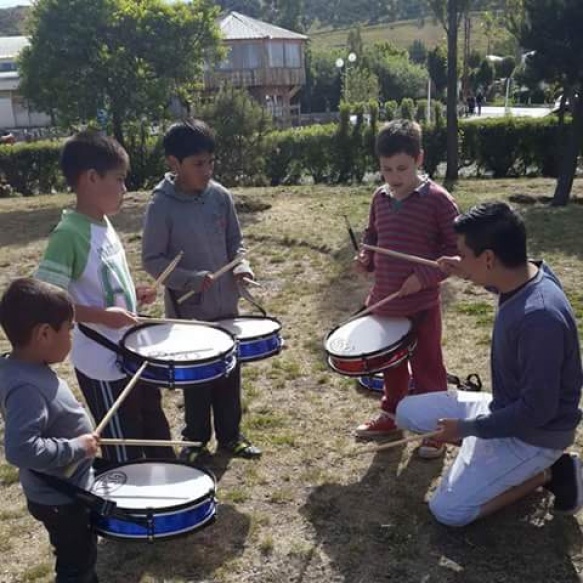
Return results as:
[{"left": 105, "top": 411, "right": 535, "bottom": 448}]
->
[{"left": 0, "top": 115, "right": 569, "bottom": 196}]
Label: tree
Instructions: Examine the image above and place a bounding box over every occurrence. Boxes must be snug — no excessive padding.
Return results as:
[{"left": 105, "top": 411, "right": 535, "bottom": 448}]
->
[
  {"left": 515, "top": 0, "right": 583, "bottom": 205},
  {"left": 215, "top": 0, "right": 261, "bottom": 18},
  {"left": 427, "top": 0, "right": 472, "bottom": 183},
  {"left": 19, "top": 0, "right": 221, "bottom": 146},
  {"left": 408, "top": 39, "right": 428, "bottom": 65},
  {"left": 427, "top": 45, "right": 448, "bottom": 97},
  {"left": 343, "top": 67, "right": 379, "bottom": 104}
]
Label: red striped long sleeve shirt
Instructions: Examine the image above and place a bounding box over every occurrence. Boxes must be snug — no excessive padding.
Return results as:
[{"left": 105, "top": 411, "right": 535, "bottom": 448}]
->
[{"left": 363, "top": 179, "right": 459, "bottom": 317}]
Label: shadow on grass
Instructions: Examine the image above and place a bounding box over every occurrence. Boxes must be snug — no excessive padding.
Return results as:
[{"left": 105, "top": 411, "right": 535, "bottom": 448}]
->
[
  {"left": 300, "top": 449, "right": 444, "bottom": 582},
  {"left": 96, "top": 503, "right": 251, "bottom": 582},
  {"left": 0, "top": 193, "right": 267, "bottom": 252},
  {"left": 428, "top": 492, "right": 583, "bottom": 583},
  {"left": 303, "top": 450, "right": 582, "bottom": 582}
]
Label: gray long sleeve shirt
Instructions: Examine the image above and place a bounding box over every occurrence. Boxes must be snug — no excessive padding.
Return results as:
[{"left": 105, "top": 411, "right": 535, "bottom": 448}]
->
[
  {"left": 0, "top": 357, "right": 94, "bottom": 505},
  {"left": 458, "top": 262, "right": 582, "bottom": 449},
  {"left": 142, "top": 174, "right": 245, "bottom": 320}
]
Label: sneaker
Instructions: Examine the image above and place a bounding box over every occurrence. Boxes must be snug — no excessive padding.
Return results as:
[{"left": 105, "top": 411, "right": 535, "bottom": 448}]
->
[
  {"left": 417, "top": 437, "right": 446, "bottom": 460},
  {"left": 220, "top": 435, "right": 262, "bottom": 459},
  {"left": 545, "top": 453, "right": 583, "bottom": 515},
  {"left": 179, "top": 443, "right": 211, "bottom": 465},
  {"left": 355, "top": 412, "right": 403, "bottom": 440}
]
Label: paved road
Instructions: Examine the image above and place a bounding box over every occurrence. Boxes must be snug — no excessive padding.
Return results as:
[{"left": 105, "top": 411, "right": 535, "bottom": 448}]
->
[{"left": 465, "top": 105, "right": 553, "bottom": 119}]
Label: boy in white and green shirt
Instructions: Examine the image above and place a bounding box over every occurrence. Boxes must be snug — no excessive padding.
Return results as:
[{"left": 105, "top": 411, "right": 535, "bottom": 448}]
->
[{"left": 37, "top": 131, "right": 174, "bottom": 463}]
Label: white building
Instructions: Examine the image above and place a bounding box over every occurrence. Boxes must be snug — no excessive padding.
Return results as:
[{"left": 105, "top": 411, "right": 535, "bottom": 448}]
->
[{"left": 0, "top": 36, "right": 51, "bottom": 131}]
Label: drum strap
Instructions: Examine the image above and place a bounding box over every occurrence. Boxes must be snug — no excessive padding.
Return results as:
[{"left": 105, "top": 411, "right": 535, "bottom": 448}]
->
[
  {"left": 447, "top": 372, "right": 483, "bottom": 392},
  {"left": 78, "top": 324, "right": 124, "bottom": 356},
  {"left": 31, "top": 470, "right": 117, "bottom": 516},
  {"left": 31, "top": 470, "right": 148, "bottom": 527},
  {"left": 238, "top": 283, "right": 267, "bottom": 317}
]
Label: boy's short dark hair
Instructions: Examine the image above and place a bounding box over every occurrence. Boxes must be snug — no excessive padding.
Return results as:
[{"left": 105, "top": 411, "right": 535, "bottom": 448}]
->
[
  {"left": 163, "top": 119, "right": 215, "bottom": 161},
  {"left": 375, "top": 119, "right": 422, "bottom": 159},
  {"left": 0, "top": 278, "right": 74, "bottom": 348},
  {"left": 61, "top": 131, "right": 129, "bottom": 188},
  {"left": 454, "top": 201, "right": 528, "bottom": 268}
]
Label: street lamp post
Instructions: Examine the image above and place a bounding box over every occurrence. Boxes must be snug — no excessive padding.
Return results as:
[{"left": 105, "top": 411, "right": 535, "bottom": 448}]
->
[{"left": 335, "top": 52, "right": 357, "bottom": 103}]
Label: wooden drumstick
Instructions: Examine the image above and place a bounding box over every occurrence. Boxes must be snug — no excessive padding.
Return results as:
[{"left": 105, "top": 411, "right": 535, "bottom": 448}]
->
[
  {"left": 137, "top": 316, "right": 221, "bottom": 328},
  {"left": 62, "top": 362, "right": 148, "bottom": 478},
  {"left": 350, "top": 430, "right": 442, "bottom": 457},
  {"left": 341, "top": 290, "right": 401, "bottom": 325},
  {"left": 362, "top": 244, "right": 439, "bottom": 269},
  {"left": 153, "top": 250, "right": 184, "bottom": 287},
  {"left": 100, "top": 438, "right": 203, "bottom": 448},
  {"left": 94, "top": 361, "right": 148, "bottom": 436},
  {"left": 177, "top": 242, "right": 263, "bottom": 304},
  {"left": 241, "top": 277, "right": 262, "bottom": 288}
]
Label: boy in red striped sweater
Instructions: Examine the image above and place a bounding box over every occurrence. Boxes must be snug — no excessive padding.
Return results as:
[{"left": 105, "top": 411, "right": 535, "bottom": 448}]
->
[{"left": 354, "top": 120, "right": 459, "bottom": 458}]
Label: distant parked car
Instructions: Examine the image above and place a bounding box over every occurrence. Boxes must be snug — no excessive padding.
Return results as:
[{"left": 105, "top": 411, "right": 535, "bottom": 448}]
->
[{"left": 0, "top": 131, "right": 15, "bottom": 145}]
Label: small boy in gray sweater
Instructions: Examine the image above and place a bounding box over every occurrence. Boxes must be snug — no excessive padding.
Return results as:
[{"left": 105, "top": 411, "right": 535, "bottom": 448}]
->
[{"left": 0, "top": 278, "right": 100, "bottom": 582}]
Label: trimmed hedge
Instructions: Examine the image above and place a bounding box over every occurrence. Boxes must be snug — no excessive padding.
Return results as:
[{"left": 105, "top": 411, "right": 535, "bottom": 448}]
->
[
  {"left": 0, "top": 140, "right": 64, "bottom": 196},
  {"left": 0, "top": 116, "right": 571, "bottom": 196}
]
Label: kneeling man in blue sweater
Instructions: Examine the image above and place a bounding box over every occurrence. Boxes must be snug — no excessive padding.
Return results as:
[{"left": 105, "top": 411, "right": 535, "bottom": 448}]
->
[{"left": 396, "top": 201, "right": 583, "bottom": 526}]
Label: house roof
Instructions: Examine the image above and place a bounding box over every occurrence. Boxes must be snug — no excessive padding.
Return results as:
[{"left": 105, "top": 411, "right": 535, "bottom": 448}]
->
[
  {"left": 219, "top": 12, "right": 307, "bottom": 42},
  {"left": 0, "top": 36, "right": 28, "bottom": 60}
]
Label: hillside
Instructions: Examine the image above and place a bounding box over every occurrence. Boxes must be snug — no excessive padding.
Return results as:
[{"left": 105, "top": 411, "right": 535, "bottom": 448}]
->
[
  {"left": 309, "top": 13, "right": 493, "bottom": 54},
  {"left": 0, "top": 6, "right": 28, "bottom": 36}
]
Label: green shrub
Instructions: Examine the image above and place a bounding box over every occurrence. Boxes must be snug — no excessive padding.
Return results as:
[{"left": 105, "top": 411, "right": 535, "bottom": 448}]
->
[
  {"left": 400, "top": 98, "right": 415, "bottom": 120},
  {"left": 0, "top": 141, "right": 64, "bottom": 196}
]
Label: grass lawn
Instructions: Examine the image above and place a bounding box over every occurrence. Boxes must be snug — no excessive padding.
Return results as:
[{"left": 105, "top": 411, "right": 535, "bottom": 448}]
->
[{"left": 0, "top": 178, "right": 582, "bottom": 582}]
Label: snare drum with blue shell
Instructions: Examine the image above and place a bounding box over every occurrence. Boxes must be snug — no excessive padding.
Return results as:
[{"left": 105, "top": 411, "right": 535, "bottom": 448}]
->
[
  {"left": 91, "top": 460, "right": 217, "bottom": 541},
  {"left": 119, "top": 322, "right": 237, "bottom": 387},
  {"left": 215, "top": 316, "right": 282, "bottom": 362},
  {"left": 358, "top": 373, "right": 384, "bottom": 393}
]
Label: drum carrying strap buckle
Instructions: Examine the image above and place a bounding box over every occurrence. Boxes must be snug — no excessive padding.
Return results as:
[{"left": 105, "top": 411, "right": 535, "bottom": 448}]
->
[
  {"left": 147, "top": 509, "right": 155, "bottom": 543},
  {"left": 167, "top": 362, "right": 176, "bottom": 390}
]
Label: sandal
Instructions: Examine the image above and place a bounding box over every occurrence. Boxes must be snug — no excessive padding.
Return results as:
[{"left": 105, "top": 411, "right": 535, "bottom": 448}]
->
[{"left": 220, "top": 436, "right": 262, "bottom": 459}]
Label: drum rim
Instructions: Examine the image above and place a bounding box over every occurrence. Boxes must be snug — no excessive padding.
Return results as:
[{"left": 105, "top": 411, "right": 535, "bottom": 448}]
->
[
  {"left": 120, "top": 323, "right": 237, "bottom": 366},
  {"left": 92, "top": 459, "right": 217, "bottom": 514},
  {"left": 215, "top": 315, "right": 282, "bottom": 341}
]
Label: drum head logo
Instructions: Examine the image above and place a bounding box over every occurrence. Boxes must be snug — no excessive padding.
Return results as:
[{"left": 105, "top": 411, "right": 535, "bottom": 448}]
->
[
  {"left": 330, "top": 337, "right": 353, "bottom": 353},
  {"left": 93, "top": 471, "right": 128, "bottom": 495}
]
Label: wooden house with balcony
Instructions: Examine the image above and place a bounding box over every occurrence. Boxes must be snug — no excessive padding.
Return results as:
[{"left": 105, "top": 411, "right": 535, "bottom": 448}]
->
[{"left": 203, "top": 11, "right": 308, "bottom": 126}]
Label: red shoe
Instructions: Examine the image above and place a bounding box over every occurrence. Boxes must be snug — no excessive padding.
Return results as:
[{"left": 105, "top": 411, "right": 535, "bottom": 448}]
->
[
  {"left": 417, "top": 437, "right": 446, "bottom": 459},
  {"left": 355, "top": 412, "right": 403, "bottom": 440}
]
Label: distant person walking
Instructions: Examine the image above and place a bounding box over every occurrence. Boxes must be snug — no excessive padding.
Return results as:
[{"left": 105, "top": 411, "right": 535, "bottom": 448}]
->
[{"left": 476, "top": 91, "right": 484, "bottom": 116}]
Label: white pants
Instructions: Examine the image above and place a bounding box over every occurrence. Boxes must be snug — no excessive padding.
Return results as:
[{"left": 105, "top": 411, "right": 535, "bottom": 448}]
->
[{"left": 395, "top": 391, "right": 562, "bottom": 526}]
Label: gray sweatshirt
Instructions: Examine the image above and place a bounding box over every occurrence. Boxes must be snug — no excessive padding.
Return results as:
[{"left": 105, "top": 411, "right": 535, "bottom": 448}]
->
[
  {"left": 142, "top": 174, "right": 246, "bottom": 320},
  {"left": 458, "top": 263, "right": 582, "bottom": 449},
  {"left": 0, "top": 357, "right": 94, "bottom": 505}
]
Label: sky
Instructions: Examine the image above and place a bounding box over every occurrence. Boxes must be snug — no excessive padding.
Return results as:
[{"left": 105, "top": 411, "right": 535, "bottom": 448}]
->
[{"left": 0, "top": 1, "right": 31, "bottom": 7}]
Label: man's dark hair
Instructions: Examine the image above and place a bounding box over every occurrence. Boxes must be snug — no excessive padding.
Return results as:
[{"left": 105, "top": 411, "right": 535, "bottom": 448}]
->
[
  {"left": 375, "top": 119, "right": 422, "bottom": 159},
  {"left": 454, "top": 202, "right": 528, "bottom": 268},
  {"left": 61, "top": 131, "right": 129, "bottom": 188},
  {"left": 163, "top": 119, "right": 216, "bottom": 161},
  {"left": 0, "top": 278, "right": 74, "bottom": 347}
]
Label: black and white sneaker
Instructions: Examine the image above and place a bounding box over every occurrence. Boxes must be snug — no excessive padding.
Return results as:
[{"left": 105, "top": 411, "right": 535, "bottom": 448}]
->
[{"left": 545, "top": 453, "right": 583, "bottom": 515}]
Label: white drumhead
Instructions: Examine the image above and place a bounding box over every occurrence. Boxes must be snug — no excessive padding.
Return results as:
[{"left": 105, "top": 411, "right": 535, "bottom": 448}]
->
[
  {"left": 325, "top": 315, "right": 411, "bottom": 356},
  {"left": 92, "top": 462, "right": 214, "bottom": 509},
  {"left": 123, "top": 323, "right": 233, "bottom": 361},
  {"left": 216, "top": 317, "right": 280, "bottom": 340}
]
